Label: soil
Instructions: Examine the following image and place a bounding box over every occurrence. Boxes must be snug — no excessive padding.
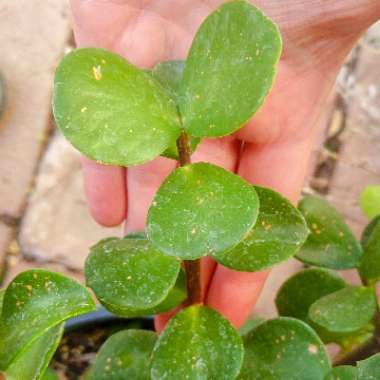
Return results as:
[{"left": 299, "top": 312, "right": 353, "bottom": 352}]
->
[{"left": 51, "top": 317, "right": 154, "bottom": 380}]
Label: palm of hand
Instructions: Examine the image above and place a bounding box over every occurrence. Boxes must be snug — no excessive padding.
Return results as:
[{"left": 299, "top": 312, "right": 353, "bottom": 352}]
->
[{"left": 70, "top": 0, "right": 377, "bottom": 328}]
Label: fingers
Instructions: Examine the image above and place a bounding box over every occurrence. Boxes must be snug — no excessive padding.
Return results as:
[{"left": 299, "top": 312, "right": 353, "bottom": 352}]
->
[
  {"left": 81, "top": 157, "right": 126, "bottom": 227},
  {"left": 206, "top": 137, "right": 314, "bottom": 328}
]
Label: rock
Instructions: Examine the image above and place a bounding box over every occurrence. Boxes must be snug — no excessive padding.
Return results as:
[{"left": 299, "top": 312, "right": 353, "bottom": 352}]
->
[{"left": 19, "top": 133, "right": 122, "bottom": 270}]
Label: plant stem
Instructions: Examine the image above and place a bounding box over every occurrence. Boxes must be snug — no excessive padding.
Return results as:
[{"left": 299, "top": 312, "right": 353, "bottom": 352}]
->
[
  {"left": 176, "top": 131, "right": 202, "bottom": 305},
  {"left": 334, "top": 310, "right": 380, "bottom": 366}
]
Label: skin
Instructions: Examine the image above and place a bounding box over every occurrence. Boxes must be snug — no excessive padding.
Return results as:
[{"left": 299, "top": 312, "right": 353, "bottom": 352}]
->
[{"left": 70, "top": 0, "right": 380, "bottom": 330}]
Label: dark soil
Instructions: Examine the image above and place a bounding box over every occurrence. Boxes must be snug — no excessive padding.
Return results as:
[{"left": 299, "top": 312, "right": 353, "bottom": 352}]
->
[{"left": 51, "top": 317, "right": 154, "bottom": 380}]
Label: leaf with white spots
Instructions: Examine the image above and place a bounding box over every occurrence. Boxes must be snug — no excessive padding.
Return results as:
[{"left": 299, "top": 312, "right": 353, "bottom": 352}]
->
[
  {"left": 150, "top": 60, "right": 200, "bottom": 160},
  {"left": 5, "top": 324, "right": 63, "bottom": 380},
  {"left": 296, "top": 196, "right": 362, "bottom": 269},
  {"left": 179, "top": 0, "right": 282, "bottom": 137},
  {"left": 212, "top": 186, "right": 309, "bottom": 271},
  {"left": 0, "top": 270, "right": 95, "bottom": 370},
  {"left": 357, "top": 353, "right": 380, "bottom": 380},
  {"left": 147, "top": 162, "right": 259, "bottom": 260},
  {"left": 238, "top": 317, "right": 331, "bottom": 380},
  {"left": 359, "top": 216, "right": 380, "bottom": 285},
  {"left": 87, "top": 330, "right": 157, "bottom": 380},
  {"left": 325, "top": 366, "right": 358, "bottom": 380},
  {"left": 276, "top": 268, "right": 347, "bottom": 322},
  {"left": 151, "top": 305, "right": 244, "bottom": 380},
  {"left": 309, "top": 286, "right": 377, "bottom": 334},
  {"left": 85, "top": 238, "right": 184, "bottom": 316},
  {"left": 53, "top": 48, "right": 181, "bottom": 166}
]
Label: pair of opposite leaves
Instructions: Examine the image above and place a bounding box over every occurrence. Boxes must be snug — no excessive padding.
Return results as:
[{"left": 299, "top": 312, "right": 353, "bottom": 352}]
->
[{"left": 53, "top": 0, "right": 282, "bottom": 166}]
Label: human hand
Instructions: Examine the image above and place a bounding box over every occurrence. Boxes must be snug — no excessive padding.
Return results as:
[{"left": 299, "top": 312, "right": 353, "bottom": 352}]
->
[{"left": 70, "top": 0, "right": 379, "bottom": 330}]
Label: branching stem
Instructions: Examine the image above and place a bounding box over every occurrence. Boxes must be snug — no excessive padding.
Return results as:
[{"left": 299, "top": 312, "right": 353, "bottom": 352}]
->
[{"left": 176, "top": 131, "right": 202, "bottom": 305}]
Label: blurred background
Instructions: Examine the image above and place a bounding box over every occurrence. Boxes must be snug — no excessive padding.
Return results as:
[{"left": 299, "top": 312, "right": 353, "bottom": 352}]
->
[{"left": 0, "top": 1, "right": 379, "bottom": 318}]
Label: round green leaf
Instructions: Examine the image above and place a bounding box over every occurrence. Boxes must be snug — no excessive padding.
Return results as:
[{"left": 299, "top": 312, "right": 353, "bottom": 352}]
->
[
  {"left": 359, "top": 217, "right": 380, "bottom": 285},
  {"left": 360, "top": 185, "right": 380, "bottom": 219},
  {"left": 5, "top": 324, "right": 63, "bottom": 380},
  {"left": 239, "top": 317, "right": 330, "bottom": 380},
  {"left": 53, "top": 48, "right": 181, "bottom": 166},
  {"left": 297, "top": 196, "right": 362, "bottom": 269},
  {"left": 212, "top": 186, "right": 309, "bottom": 271},
  {"left": 150, "top": 60, "right": 201, "bottom": 160},
  {"left": 151, "top": 305, "right": 244, "bottom": 380},
  {"left": 179, "top": 1, "right": 281, "bottom": 137},
  {"left": 325, "top": 366, "right": 358, "bottom": 380},
  {"left": 0, "top": 269, "right": 95, "bottom": 370},
  {"left": 85, "top": 238, "right": 181, "bottom": 315},
  {"left": 87, "top": 330, "right": 157, "bottom": 380},
  {"left": 276, "top": 268, "right": 346, "bottom": 322},
  {"left": 147, "top": 162, "right": 259, "bottom": 259},
  {"left": 357, "top": 353, "right": 380, "bottom": 380},
  {"left": 309, "top": 287, "right": 377, "bottom": 334},
  {"left": 151, "top": 60, "right": 185, "bottom": 102}
]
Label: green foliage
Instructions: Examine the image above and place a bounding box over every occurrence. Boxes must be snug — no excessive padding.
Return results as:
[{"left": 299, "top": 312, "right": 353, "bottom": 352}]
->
[
  {"left": 5, "top": 1, "right": 380, "bottom": 379},
  {"left": 360, "top": 185, "right": 380, "bottom": 219},
  {"left": 0, "top": 269, "right": 95, "bottom": 370},
  {"left": 179, "top": 0, "right": 281, "bottom": 137},
  {"left": 297, "top": 196, "right": 362, "bottom": 269},
  {"left": 53, "top": 48, "right": 181, "bottom": 166},
  {"left": 5, "top": 324, "right": 63, "bottom": 380},
  {"left": 325, "top": 366, "right": 358, "bottom": 380},
  {"left": 85, "top": 237, "right": 184, "bottom": 316},
  {"left": 276, "top": 268, "right": 347, "bottom": 322},
  {"left": 151, "top": 305, "right": 244, "bottom": 380},
  {"left": 212, "top": 186, "right": 309, "bottom": 271},
  {"left": 357, "top": 353, "right": 380, "bottom": 379},
  {"left": 150, "top": 60, "right": 200, "bottom": 160},
  {"left": 359, "top": 217, "right": 380, "bottom": 285},
  {"left": 239, "top": 317, "right": 331, "bottom": 380},
  {"left": 87, "top": 330, "right": 157, "bottom": 380},
  {"left": 41, "top": 369, "right": 60, "bottom": 380},
  {"left": 309, "top": 287, "right": 377, "bottom": 334},
  {"left": 147, "top": 162, "right": 259, "bottom": 259}
]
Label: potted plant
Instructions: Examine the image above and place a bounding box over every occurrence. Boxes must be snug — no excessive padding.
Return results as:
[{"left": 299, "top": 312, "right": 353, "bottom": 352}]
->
[{"left": 0, "top": 1, "right": 379, "bottom": 379}]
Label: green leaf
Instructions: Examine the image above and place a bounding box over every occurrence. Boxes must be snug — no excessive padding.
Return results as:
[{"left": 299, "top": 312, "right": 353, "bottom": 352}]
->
[
  {"left": 151, "top": 60, "right": 185, "bottom": 103},
  {"left": 53, "top": 48, "right": 181, "bottom": 166},
  {"left": 0, "top": 269, "right": 95, "bottom": 370},
  {"left": 296, "top": 196, "right": 362, "bottom": 269},
  {"left": 85, "top": 238, "right": 182, "bottom": 316},
  {"left": 41, "top": 369, "right": 60, "bottom": 380},
  {"left": 212, "top": 186, "right": 309, "bottom": 271},
  {"left": 179, "top": 0, "right": 281, "bottom": 137},
  {"left": 0, "top": 289, "right": 4, "bottom": 314},
  {"left": 359, "top": 217, "right": 380, "bottom": 285},
  {"left": 360, "top": 185, "right": 380, "bottom": 219},
  {"left": 5, "top": 324, "right": 63, "bottom": 380},
  {"left": 87, "top": 329, "right": 157, "bottom": 380},
  {"left": 325, "top": 366, "right": 358, "bottom": 380},
  {"left": 357, "top": 353, "right": 380, "bottom": 380},
  {"left": 309, "top": 287, "right": 377, "bottom": 334},
  {"left": 238, "top": 317, "right": 330, "bottom": 380},
  {"left": 150, "top": 60, "right": 200, "bottom": 160},
  {"left": 151, "top": 305, "right": 244, "bottom": 380},
  {"left": 239, "top": 316, "right": 265, "bottom": 336},
  {"left": 276, "top": 268, "right": 347, "bottom": 322},
  {"left": 147, "top": 162, "right": 259, "bottom": 259}
]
